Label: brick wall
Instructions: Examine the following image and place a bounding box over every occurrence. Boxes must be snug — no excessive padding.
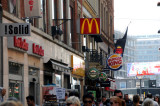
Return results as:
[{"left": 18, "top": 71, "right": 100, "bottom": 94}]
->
[{"left": 2, "top": 0, "right": 8, "bottom": 11}]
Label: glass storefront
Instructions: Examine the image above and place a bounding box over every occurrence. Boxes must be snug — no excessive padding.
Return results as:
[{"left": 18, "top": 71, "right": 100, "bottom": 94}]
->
[{"left": 9, "top": 61, "right": 23, "bottom": 102}]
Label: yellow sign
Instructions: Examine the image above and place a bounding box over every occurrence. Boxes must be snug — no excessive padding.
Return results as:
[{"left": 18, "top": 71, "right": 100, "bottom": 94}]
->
[
  {"left": 71, "top": 55, "right": 85, "bottom": 77},
  {"left": 80, "top": 18, "right": 100, "bottom": 34}
]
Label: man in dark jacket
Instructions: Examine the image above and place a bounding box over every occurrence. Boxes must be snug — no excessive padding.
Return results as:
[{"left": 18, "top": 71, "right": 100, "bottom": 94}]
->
[
  {"left": 124, "top": 94, "right": 133, "bottom": 106},
  {"left": 102, "top": 96, "right": 110, "bottom": 106}
]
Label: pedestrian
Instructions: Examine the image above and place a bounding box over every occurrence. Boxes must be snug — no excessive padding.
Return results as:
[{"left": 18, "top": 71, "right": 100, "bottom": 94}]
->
[
  {"left": 133, "top": 95, "right": 141, "bottom": 106},
  {"left": 0, "top": 88, "right": 6, "bottom": 103},
  {"left": 124, "top": 94, "right": 133, "bottom": 106},
  {"left": 114, "top": 90, "right": 123, "bottom": 99},
  {"left": 142, "top": 98, "right": 154, "bottom": 106},
  {"left": 82, "top": 94, "right": 94, "bottom": 106},
  {"left": 102, "top": 95, "right": 110, "bottom": 106},
  {"left": 66, "top": 96, "right": 81, "bottom": 106},
  {"left": 26, "top": 95, "right": 38, "bottom": 106},
  {"left": 113, "top": 90, "right": 126, "bottom": 106},
  {"left": 0, "top": 100, "right": 22, "bottom": 106},
  {"left": 110, "top": 96, "right": 124, "bottom": 106},
  {"left": 146, "top": 93, "right": 159, "bottom": 106},
  {"left": 154, "top": 95, "right": 160, "bottom": 105}
]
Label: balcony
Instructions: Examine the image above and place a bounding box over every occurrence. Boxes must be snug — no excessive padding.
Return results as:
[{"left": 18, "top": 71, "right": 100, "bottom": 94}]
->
[{"left": 88, "top": 49, "right": 104, "bottom": 70}]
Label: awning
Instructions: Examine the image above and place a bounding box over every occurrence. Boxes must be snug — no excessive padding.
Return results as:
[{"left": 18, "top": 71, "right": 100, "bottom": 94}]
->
[{"left": 45, "top": 59, "right": 70, "bottom": 72}]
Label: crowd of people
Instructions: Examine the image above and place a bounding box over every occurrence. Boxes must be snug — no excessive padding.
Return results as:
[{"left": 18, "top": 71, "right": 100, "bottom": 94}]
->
[
  {"left": 65, "top": 90, "right": 160, "bottom": 106},
  {"left": 0, "top": 87, "right": 160, "bottom": 106}
]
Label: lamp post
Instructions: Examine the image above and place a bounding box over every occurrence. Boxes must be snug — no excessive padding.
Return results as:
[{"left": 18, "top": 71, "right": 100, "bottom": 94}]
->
[
  {"left": 0, "top": 0, "right": 3, "bottom": 87},
  {"left": 137, "top": 75, "right": 143, "bottom": 99}
]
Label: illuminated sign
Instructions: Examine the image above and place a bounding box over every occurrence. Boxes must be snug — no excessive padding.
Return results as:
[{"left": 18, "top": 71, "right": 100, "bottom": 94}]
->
[
  {"left": 107, "top": 54, "right": 123, "bottom": 71},
  {"left": 127, "top": 62, "right": 160, "bottom": 76},
  {"left": 80, "top": 18, "right": 100, "bottom": 35},
  {"left": 71, "top": 55, "right": 85, "bottom": 77}
]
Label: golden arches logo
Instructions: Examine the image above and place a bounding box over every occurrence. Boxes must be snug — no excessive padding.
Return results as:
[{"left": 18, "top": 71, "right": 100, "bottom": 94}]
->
[{"left": 81, "top": 18, "right": 100, "bottom": 34}]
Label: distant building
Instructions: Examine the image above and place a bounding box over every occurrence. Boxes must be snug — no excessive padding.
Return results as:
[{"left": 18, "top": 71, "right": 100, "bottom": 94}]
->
[{"left": 114, "top": 34, "right": 160, "bottom": 97}]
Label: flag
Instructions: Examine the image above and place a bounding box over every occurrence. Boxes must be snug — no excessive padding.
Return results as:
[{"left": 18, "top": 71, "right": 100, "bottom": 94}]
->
[{"left": 114, "top": 27, "right": 128, "bottom": 57}]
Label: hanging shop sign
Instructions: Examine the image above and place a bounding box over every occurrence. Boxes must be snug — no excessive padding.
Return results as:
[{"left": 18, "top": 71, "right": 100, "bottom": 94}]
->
[
  {"left": 24, "top": 0, "right": 42, "bottom": 18},
  {"left": 106, "top": 54, "right": 123, "bottom": 71},
  {"left": 99, "top": 72, "right": 107, "bottom": 82},
  {"left": 0, "top": 23, "right": 30, "bottom": 36},
  {"left": 71, "top": 55, "right": 85, "bottom": 77},
  {"left": 88, "top": 68, "right": 99, "bottom": 80},
  {"left": 80, "top": 18, "right": 101, "bottom": 35}
]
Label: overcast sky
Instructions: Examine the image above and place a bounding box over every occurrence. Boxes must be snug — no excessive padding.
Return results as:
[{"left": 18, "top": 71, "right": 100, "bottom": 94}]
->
[{"left": 114, "top": 0, "right": 160, "bottom": 35}]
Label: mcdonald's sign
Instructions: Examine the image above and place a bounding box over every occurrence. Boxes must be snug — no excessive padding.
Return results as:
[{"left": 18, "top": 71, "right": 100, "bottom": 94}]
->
[{"left": 80, "top": 18, "right": 101, "bottom": 35}]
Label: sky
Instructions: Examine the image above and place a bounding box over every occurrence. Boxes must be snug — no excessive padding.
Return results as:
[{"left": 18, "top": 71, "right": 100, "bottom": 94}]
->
[{"left": 114, "top": 0, "right": 160, "bottom": 36}]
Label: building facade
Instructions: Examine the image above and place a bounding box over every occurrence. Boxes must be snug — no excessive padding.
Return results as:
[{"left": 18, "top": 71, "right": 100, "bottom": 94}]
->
[
  {"left": 114, "top": 34, "right": 160, "bottom": 98},
  {"left": 0, "top": 0, "right": 114, "bottom": 105}
]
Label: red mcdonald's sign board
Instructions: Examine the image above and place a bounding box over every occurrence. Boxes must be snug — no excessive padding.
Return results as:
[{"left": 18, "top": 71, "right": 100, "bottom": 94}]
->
[{"left": 80, "top": 18, "right": 100, "bottom": 35}]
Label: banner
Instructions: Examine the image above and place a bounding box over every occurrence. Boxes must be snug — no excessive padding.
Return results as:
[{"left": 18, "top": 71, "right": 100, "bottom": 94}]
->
[{"left": 24, "top": 0, "right": 42, "bottom": 18}]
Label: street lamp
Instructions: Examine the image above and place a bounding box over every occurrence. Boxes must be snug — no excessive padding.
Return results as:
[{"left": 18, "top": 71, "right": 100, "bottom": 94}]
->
[{"left": 137, "top": 75, "right": 144, "bottom": 99}]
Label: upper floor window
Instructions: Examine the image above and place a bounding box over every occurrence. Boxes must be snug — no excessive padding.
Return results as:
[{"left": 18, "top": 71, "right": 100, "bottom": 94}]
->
[{"left": 8, "top": 0, "right": 17, "bottom": 16}]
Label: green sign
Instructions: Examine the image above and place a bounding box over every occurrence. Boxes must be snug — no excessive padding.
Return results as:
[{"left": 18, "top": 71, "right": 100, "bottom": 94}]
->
[
  {"left": 99, "top": 72, "right": 107, "bottom": 82},
  {"left": 88, "top": 91, "right": 96, "bottom": 100},
  {"left": 88, "top": 68, "right": 99, "bottom": 80}
]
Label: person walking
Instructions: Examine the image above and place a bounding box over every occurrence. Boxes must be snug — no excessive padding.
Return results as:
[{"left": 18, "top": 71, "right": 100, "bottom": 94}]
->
[
  {"left": 133, "top": 95, "right": 141, "bottom": 106},
  {"left": 66, "top": 96, "right": 81, "bottom": 106},
  {"left": 26, "top": 95, "right": 38, "bottom": 106},
  {"left": 0, "top": 88, "right": 6, "bottom": 103}
]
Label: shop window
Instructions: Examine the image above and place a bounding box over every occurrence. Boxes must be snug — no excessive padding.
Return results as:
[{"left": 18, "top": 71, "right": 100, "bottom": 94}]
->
[
  {"left": 29, "top": 67, "right": 39, "bottom": 76},
  {"left": 55, "top": 74, "right": 61, "bottom": 87},
  {"left": 9, "top": 62, "right": 23, "bottom": 75},
  {"left": 9, "top": 81, "right": 23, "bottom": 101}
]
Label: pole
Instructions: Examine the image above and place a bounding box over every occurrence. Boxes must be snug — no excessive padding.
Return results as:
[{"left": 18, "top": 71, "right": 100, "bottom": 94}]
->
[
  {"left": 0, "top": 0, "right": 3, "bottom": 87},
  {"left": 140, "top": 79, "right": 142, "bottom": 99}
]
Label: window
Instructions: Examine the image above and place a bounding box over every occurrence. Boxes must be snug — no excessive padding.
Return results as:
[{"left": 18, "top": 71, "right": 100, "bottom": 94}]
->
[
  {"left": 55, "top": 74, "right": 61, "bottom": 87},
  {"left": 8, "top": 0, "right": 17, "bottom": 16},
  {"left": 120, "top": 82, "right": 126, "bottom": 88},
  {"left": 29, "top": 67, "right": 39, "bottom": 76},
  {"left": 9, "top": 62, "right": 23, "bottom": 75}
]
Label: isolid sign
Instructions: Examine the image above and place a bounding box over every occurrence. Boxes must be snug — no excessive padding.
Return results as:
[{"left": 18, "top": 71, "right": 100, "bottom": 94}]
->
[
  {"left": 88, "top": 68, "right": 99, "bottom": 80},
  {"left": 0, "top": 23, "right": 30, "bottom": 36},
  {"left": 107, "top": 54, "right": 123, "bottom": 71}
]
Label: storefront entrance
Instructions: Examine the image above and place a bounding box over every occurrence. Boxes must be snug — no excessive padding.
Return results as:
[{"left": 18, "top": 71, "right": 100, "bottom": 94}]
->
[{"left": 28, "top": 67, "right": 40, "bottom": 105}]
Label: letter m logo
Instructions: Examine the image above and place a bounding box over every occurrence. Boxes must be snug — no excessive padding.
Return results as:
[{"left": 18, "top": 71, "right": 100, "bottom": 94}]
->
[{"left": 80, "top": 18, "right": 101, "bottom": 35}]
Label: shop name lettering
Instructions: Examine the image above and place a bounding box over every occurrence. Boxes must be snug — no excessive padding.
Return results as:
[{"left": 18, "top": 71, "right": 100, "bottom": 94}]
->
[
  {"left": 14, "top": 37, "right": 44, "bottom": 56},
  {"left": 5, "top": 25, "right": 29, "bottom": 35},
  {"left": 33, "top": 43, "right": 44, "bottom": 56},
  {"left": 14, "top": 36, "right": 28, "bottom": 51},
  {"left": 108, "top": 57, "right": 122, "bottom": 66}
]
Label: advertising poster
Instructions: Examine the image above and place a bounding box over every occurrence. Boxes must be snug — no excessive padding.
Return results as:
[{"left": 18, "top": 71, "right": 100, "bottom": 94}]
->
[
  {"left": 42, "top": 86, "right": 65, "bottom": 102},
  {"left": 127, "top": 62, "right": 160, "bottom": 76}
]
